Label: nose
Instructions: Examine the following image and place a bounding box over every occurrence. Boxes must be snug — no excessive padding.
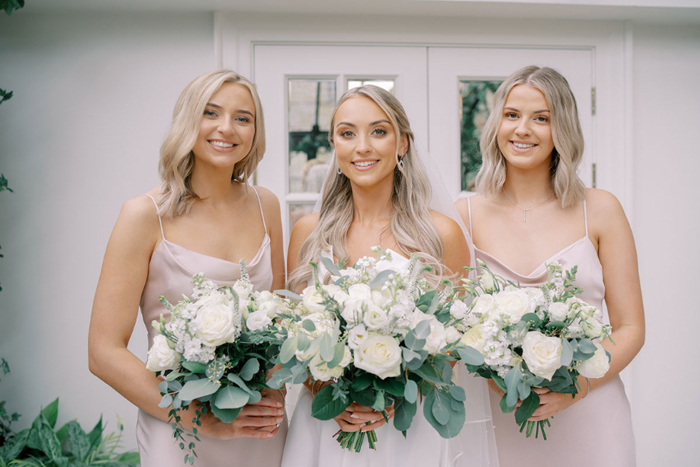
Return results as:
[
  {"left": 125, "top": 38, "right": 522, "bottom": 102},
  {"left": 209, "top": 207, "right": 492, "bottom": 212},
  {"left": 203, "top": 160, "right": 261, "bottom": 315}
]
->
[
  {"left": 218, "top": 116, "right": 237, "bottom": 136},
  {"left": 514, "top": 117, "right": 531, "bottom": 136},
  {"left": 355, "top": 134, "right": 371, "bottom": 154}
]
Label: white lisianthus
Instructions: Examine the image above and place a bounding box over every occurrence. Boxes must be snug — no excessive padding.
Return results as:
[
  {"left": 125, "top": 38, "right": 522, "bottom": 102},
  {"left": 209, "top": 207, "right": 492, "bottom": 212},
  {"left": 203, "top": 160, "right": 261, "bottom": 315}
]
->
[
  {"left": 494, "top": 289, "right": 536, "bottom": 324},
  {"left": 301, "top": 286, "right": 327, "bottom": 314},
  {"left": 347, "top": 324, "right": 368, "bottom": 350},
  {"left": 146, "top": 335, "right": 181, "bottom": 372},
  {"left": 548, "top": 302, "right": 569, "bottom": 322},
  {"left": 460, "top": 324, "right": 488, "bottom": 354},
  {"left": 469, "top": 294, "right": 495, "bottom": 323},
  {"left": 363, "top": 305, "right": 390, "bottom": 331},
  {"left": 354, "top": 334, "right": 402, "bottom": 379},
  {"left": 371, "top": 289, "right": 393, "bottom": 308},
  {"left": 567, "top": 318, "right": 585, "bottom": 338},
  {"left": 479, "top": 272, "right": 495, "bottom": 292},
  {"left": 246, "top": 310, "right": 272, "bottom": 331},
  {"left": 348, "top": 283, "right": 372, "bottom": 301},
  {"left": 192, "top": 295, "right": 239, "bottom": 347},
  {"left": 581, "top": 317, "right": 604, "bottom": 339},
  {"left": 523, "top": 287, "right": 546, "bottom": 308},
  {"left": 255, "top": 291, "right": 281, "bottom": 317},
  {"left": 521, "top": 331, "right": 562, "bottom": 381},
  {"left": 341, "top": 300, "right": 364, "bottom": 326},
  {"left": 577, "top": 342, "right": 610, "bottom": 379},
  {"left": 295, "top": 345, "right": 319, "bottom": 362},
  {"left": 445, "top": 326, "right": 462, "bottom": 344},
  {"left": 233, "top": 281, "right": 252, "bottom": 302},
  {"left": 411, "top": 313, "right": 448, "bottom": 354},
  {"left": 450, "top": 300, "right": 469, "bottom": 320},
  {"left": 309, "top": 352, "right": 346, "bottom": 381}
]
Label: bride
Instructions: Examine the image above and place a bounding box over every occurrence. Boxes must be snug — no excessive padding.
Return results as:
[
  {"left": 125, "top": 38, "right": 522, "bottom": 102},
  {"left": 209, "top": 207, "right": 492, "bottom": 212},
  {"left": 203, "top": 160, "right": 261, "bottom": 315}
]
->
[{"left": 282, "top": 85, "right": 496, "bottom": 467}]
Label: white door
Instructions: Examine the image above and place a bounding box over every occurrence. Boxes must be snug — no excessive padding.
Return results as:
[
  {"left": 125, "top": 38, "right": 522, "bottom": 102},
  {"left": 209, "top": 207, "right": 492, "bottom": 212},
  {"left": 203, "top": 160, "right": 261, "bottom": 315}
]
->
[
  {"left": 427, "top": 47, "right": 594, "bottom": 199},
  {"left": 253, "top": 45, "right": 428, "bottom": 244}
]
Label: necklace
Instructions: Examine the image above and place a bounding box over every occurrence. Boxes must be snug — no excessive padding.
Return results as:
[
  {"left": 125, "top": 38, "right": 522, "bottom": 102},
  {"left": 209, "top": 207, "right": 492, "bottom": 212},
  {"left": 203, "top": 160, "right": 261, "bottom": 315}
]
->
[{"left": 503, "top": 190, "right": 555, "bottom": 223}]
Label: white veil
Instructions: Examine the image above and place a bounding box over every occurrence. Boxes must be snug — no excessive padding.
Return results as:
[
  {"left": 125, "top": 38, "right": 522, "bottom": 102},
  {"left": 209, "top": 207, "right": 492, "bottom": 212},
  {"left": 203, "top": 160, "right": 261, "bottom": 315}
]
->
[{"left": 313, "top": 146, "right": 499, "bottom": 467}]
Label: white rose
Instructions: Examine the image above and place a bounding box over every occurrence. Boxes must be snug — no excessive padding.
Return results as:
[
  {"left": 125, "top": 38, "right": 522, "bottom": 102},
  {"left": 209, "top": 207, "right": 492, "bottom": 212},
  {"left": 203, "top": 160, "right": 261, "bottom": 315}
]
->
[
  {"left": 548, "top": 302, "right": 569, "bottom": 322},
  {"left": 348, "top": 283, "right": 372, "bottom": 301},
  {"left": 341, "top": 300, "right": 363, "bottom": 326},
  {"left": 470, "top": 294, "right": 495, "bottom": 323},
  {"left": 450, "top": 300, "right": 469, "bottom": 320},
  {"left": 192, "top": 296, "right": 238, "bottom": 347},
  {"left": 363, "top": 305, "right": 390, "bottom": 331},
  {"left": 460, "top": 324, "right": 488, "bottom": 354},
  {"left": 521, "top": 331, "right": 562, "bottom": 381},
  {"left": 146, "top": 335, "right": 181, "bottom": 372},
  {"left": 301, "top": 286, "right": 327, "bottom": 314},
  {"left": 233, "top": 281, "right": 252, "bottom": 301},
  {"left": 246, "top": 310, "right": 272, "bottom": 331},
  {"left": 412, "top": 313, "right": 448, "bottom": 354},
  {"left": 445, "top": 326, "right": 462, "bottom": 344},
  {"left": 494, "top": 289, "right": 536, "bottom": 324},
  {"left": 577, "top": 342, "right": 610, "bottom": 379},
  {"left": 295, "top": 345, "right": 319, "bottom": 362},
  {"left": 523, "top": 287, "right": 546, "bottom": 308},
  {"left": 347, "top": 324, "right": 368, "bottom": 350},
  {"left": 354, "top": 334, "right": 402, "bottom": 379},
  {"left": 479, "top": 272, "right": 495, "bottom": 292},
  {"left": 371, "top": 289, "right": 393, "bottom": 308},
  {"left": 257, "top": 299, "right": 280, "bottom": 318}
]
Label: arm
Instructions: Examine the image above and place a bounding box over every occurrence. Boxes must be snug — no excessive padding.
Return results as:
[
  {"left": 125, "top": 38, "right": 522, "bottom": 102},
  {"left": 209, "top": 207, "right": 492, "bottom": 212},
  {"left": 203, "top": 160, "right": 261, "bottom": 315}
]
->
[
  {"left": 88, "top": 194, "right": 283, "bottom": 439},
  {"left": 255, "top": 186, "right": 285, "bottom": 292},
  {"left": 530, "top": 190, "right": 645, "bottom": 420},
  {"left": 431, "top": 210, "right": 471, "bottom": 280}
]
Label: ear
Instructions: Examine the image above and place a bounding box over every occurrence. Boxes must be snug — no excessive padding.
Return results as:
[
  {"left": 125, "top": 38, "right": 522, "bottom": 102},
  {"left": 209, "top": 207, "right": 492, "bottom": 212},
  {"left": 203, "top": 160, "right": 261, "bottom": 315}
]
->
[{"left": 398, "top": 134, "right": 409, "bottom": 158}]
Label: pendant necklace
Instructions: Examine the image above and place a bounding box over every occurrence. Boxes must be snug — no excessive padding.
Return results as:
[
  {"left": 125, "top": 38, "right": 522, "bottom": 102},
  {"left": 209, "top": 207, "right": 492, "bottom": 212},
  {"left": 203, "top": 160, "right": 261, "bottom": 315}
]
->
[{"left": 503, "top": 190, "right": 555, "bottom": 223}]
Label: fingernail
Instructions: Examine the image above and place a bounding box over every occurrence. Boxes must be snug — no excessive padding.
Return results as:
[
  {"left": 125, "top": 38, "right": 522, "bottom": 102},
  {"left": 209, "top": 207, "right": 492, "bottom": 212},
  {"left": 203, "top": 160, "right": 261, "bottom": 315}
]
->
[
  {"left": 350, "top": 414, "right": 360, "bottom": 419},
  {"left": 276, "top": 417, "right": 284, "bottom": 423},
  {"left": 276, "top": 402, "right": 283, "bottom": 407},
  {"left": 278, "top": 409, "right": 285, "bottom": 415},
  {"left": 265, "top": 433, "right": 273, "bottom": 438}
]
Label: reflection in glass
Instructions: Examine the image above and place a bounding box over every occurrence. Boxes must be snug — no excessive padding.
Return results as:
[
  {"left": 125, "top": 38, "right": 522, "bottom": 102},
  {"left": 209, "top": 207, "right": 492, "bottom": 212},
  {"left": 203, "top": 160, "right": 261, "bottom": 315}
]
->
[
  {"left": 289, "top": 203, "right": 316, "bottom": 232},
  {"left": 288, "top": 79, "right": 336, "bottom": 194},
  {"left": 459, "top": 80, "right": 502, "bottom": 191},
  {"left": 348, "top": 79, "right": 395, "bottom": 94}
]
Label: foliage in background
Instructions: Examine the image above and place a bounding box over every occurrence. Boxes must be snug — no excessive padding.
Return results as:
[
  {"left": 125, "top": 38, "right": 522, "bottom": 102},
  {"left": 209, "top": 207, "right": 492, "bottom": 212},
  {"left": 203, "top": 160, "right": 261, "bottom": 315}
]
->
[
  {"left": 0, "top": 360, "right": 20, "bottom": 447},
  {"left": 460, "top": 81, "right": 501, "bottom": 191},
  {"left": 0, "top": 0, "right": 24, "bottom": 15}
]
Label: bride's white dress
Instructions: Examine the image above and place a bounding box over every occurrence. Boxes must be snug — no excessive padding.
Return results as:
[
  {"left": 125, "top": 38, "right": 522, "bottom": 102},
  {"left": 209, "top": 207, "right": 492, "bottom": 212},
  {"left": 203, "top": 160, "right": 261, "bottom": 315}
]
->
[{"left": 281, "top": 250, "right": 498, "bottom": 467}]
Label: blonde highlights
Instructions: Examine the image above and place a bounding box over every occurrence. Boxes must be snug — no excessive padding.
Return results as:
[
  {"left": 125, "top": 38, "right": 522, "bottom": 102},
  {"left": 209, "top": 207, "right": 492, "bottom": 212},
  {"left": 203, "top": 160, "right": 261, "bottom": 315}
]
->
[
  {"left": 287, "top": 86, "right": 445, "bottom": 292},
  {"left": 475, "top": 66, "right": 586, "bottom": 207},
  {"left": 158, "top": 70, "right": 266, "bottom": 217}
]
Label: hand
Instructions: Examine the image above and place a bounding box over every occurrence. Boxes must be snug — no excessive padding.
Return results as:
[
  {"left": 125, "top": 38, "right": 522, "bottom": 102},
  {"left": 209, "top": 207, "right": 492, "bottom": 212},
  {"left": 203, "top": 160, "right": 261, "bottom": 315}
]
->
[
  {"left": 528, "top": 387, "right": 580, "bottom": 422},
  {"left": 194, "top": 392, "right": 285, "bottom": 440},
  {"left": 333, "top": 403, "right": 395, "bottom": 433}
]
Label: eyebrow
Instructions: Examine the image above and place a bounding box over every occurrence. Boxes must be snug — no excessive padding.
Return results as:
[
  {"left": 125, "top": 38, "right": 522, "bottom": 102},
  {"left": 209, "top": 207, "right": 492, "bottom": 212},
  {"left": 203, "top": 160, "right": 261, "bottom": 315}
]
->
[
  {"left": 205, "top": 103, "right": 254, "bottom": 117},
  {"left": 335, "top": 119, "right": 391, "bottom": 128},
  {"left": 504, "top": 106, "right": 550, "bottom": 113}
]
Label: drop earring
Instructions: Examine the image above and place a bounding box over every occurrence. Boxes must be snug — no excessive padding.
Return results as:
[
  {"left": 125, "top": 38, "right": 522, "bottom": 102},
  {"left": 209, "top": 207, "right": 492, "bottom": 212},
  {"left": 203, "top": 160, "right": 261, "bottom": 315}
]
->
[
  {"left": 337, "top": 167, "right": 343, "bottom": 175},
  {"left": 398, "top": 157, "right": 404, "bottom": 169}
]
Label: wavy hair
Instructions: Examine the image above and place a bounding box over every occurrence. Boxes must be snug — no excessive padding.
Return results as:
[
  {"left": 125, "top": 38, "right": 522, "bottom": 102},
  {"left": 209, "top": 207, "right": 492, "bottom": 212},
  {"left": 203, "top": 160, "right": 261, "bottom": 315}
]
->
[
  {"left": 475, "top": 66, "right": 586, "bottom": 207},
  {"left": 288, "top": 85, "right": 445, "bottom": 292},
  {"left": 158, "top": 70, "right": 266, "bottom": 217}
]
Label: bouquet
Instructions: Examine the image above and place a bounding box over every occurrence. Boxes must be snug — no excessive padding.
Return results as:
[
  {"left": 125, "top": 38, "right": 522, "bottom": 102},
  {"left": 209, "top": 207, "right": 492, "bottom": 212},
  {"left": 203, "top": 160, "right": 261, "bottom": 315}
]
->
[
  {"left": 145, "top": 261, "right": 285, "bottom": 464},
  {"left": 268, "top": 248, "right": 477, "bottom": 452},
  {"left": 458, "top": 260, "right": 612, "bottom": 439}
]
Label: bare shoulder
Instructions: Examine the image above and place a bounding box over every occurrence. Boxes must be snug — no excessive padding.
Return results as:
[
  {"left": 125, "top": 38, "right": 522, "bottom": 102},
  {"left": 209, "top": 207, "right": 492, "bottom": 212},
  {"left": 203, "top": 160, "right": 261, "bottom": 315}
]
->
[
  {"left": 252, "top": 185, "right": 281, "bottom": 218},
  {"left": 290, "top": 212, "right": 320, "bottom": 241},
  {"left": 117, "top": 191, "right": 162, "bottom": 241},
  {"left": 586, "top": 188, "right": 628, "bottom": 223},
  {"left": 429, "top": 210, "right": 465, "bottom": 243}
]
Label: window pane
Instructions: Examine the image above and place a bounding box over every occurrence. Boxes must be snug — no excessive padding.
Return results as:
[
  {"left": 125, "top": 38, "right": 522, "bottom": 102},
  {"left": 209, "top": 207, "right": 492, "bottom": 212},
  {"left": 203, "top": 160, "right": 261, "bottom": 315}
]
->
[
  {"left": 289, "top": 202, "right": 316, "bottom": 232},
  {"left": 288, "top": 79, "right": 336, "bottom": 194},
  {"left": 459, "top": 80, "right": 502, "bottom": 191},
  {"left": 348, "top": 79, "right": 395, "bottom": 95}
]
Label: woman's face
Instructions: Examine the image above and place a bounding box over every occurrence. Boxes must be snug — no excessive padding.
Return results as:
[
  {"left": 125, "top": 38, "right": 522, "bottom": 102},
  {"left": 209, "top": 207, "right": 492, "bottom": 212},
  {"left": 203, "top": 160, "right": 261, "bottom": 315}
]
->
[
  {"left": 497, "top": 84, "right": 555, "bottom": 173},
  {"left": 332, "top": 95, "right": 408, "bottom": 189},
  {"left": 191, "top": 82, "right": 256, "bottom": 170}
]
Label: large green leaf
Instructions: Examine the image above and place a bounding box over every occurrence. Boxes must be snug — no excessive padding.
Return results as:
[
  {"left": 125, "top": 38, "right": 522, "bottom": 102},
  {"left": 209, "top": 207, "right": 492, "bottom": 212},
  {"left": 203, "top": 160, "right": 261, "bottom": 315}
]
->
[
  {"left": 181, "top": 361, "right": 207, "bottom": 374},
  {"left": 326, "top": 342, "right": 346, "bottom": 369},
  {"left": 370, "top": 270, "right": 395, "bottom": 289},
  {"left": 393, "top": 398, "right": 417, "bottom": 432},
  {"left": 504, "top": 364, "right": 522, "bottom": 408},
  {"left": 515, "top": 391, "right": 540, "bottom": 425},
  {"left": 0, "top": 429, "right": 29, "bottom": 461},
  {"left": 41, "top": 399, "right": 59, "bottom": 429},
  {"left": 65, "top": 421, "right": 90, "bottom": 461},
  {"left": 311, "top": 385, "right": 349, "bottom": 421},
  {"left": 37, "top": 422, "right": 62, "bottom": 460},
  {"left": 431, "top": 391, "right": 451, "bottom": 425},
  {"left": 239, "top": 358, "right": 260, "bottom": 381},
  {"left": 210, "top": 404, "right": 242, "bottom": 424},
  {"left": 374, "top": 378, "right": 404, "bottom": 397},
  {"left": 499, "top": 393, "right": 516, "bottom": 414},
  {"left": 404, "top": 331, "right": 426, "bottom": 352},
  {"left": 87, "top": 416, "right": 103, "bottom": 448},
  {"left": 214, "top": 386, "right": 250, "bottom": 409},
  {"left": 279, "top": 335, "right": 299, "bottom": 364},
  {"left": 457, "top": 346, "right": 485, "bottom": 366},
  {"left": 404, "top": 379, "right": 418, "bottom": 404},
  {"left": 319, "top": 333, "right": 335, "bottom": 362},
  {"left": 423, "top": 388, "right": 465, "bottom": 438},
  {"left": 178, "top": 379, "right": 219, "bottom": 402},
  {"left": 413, "top": 362, "right": 444, "bottom": 386},
  {"left": 351, "top": 373, "right": 374, "bottom": 392},
  {"left": 560, "top": 339, "right": 574, "bottom": 367}
]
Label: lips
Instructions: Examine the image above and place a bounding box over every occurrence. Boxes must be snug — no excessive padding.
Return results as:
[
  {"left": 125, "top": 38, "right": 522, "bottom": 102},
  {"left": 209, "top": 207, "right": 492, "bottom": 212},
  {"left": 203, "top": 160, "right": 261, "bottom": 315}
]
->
[
  {"left": 208, "top": 140, "right": 238, "bottom": 151},
  {"left": 352, "top": 160, "right": 378, "bottom": 168},
  {"left": 511, "top": 141, "right": 537, "bottom": 149}
]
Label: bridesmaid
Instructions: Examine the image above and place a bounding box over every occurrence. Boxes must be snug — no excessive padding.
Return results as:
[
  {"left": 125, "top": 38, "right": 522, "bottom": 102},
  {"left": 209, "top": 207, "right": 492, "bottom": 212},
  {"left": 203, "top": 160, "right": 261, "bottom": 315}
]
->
[
  {"left": 88, "top": 70, "right": 287, "bottom": 466},
  {"left": 456, "top": 65, "right": 644, "bottom": 466}
]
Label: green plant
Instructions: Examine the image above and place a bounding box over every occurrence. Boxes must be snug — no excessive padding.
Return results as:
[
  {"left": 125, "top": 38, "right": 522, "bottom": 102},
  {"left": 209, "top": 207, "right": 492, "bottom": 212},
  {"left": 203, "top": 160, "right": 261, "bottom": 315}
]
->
[
  {"left": 0, "top": 398, "right": 139, "bottom": 466},
  {"left": 0, "top": 0, "right": 24, "bottom": 15},
  {"left": 0, "top": 360, "right": 20, "bottom": 447}
]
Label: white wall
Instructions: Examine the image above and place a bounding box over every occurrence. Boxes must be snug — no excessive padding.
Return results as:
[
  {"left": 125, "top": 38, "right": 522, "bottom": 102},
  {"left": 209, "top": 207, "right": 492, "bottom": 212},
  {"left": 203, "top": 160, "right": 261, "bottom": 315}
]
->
[
  {"left": 0, "top": 11, "right": 214, "bottom": 450},
  {"left": 631, "top": 22, "right": 700, "bottom": 467}
]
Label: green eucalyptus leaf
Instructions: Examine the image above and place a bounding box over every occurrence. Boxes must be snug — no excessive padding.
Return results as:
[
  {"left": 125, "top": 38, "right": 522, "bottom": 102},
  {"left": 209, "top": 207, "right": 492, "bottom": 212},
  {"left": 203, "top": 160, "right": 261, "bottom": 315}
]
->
[
  {"left": 449, "top": 385, "right": 466, "bottom": 402},
  {"left": 301, "top": 319, "right": 317, "bottom": 333},
  {"left": 577, "top": 338, "right": 598, "bottom": 354},
  {"left": 274, "top": 289, "right": 302, "bottom": 300},
  {"left": 239, "top": 358, "right": 260, "bottom": 381},
  {"left": 280, "top": 335, "right": 299, "bottom": 364},
  {"left": 560, "top": 339, "right": 574, "bottom": 367},
  {"left": 266, "top": 368, "right": 293, "bottom": 389},
  {"left": 215, "top": 386, "right": 250, "bottom": 409},
  {"left": 181, "top": 361, "right": 207, "bottom": 374},
  {"left": 515, "top": 392, "right": 540, "bottom": 425},
  {"left": 370, "top": 269, "right": 395, "bottom": 289},
  {"left": 393, "top": 398, "right": 417, "bottom": 432},
  {"left": 320, "top": 256, "right": 342, "bottom": 277},
  {"left": 178, "top": 379, "right": 219, "bottom": 402},
  {"left": 404, "top": 379, "right": 418, "bottom": 404},
  {"left": 499, "top": 393, "right": 516, "bottom": 414},
  {"left": 413, "top": 319, "right": 432, "bottom": 340},
  {"left": 457, "top": 346, "right": 485, "bottom": 366},
  {"left": 158, "top": 394, "right": 174, "bottom": 408},
  {"left": 311, "top": 385, "right": 349, "bottom": 420},
  {"left": 326, "top": 342, "right": 346, "bottom": 369},
  {"left": 423, "top": 388, "right": 465, "bottom": 438},
  {"left": 319, "top": 333, "right": 335, "bottom": 362},
  {"left": 210, "top": 404, "right": 242, "bottom": 423}
]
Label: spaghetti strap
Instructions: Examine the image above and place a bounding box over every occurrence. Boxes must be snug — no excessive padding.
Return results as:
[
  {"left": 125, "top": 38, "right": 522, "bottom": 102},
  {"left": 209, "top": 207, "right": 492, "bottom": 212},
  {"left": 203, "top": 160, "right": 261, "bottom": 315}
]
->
[
  {"left": 583, "top": 199, "right": 589, "bottom": 238},
  {"left": 467, "top": 196, "right": 474, "bottom": 236},
  {"left": 144, "top": 193, "right": 165, "bottom": 240},
  {"left": 251, "top": 186, "right": 268, "bottom": 233}
]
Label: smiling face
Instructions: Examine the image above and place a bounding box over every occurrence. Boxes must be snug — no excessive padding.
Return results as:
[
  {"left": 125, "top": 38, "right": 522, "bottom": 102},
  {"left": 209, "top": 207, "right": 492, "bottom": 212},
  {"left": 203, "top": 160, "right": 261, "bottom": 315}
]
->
[
  {"left": 191, "top": 82, "right": 256, "bottom": 171},
  {"left": 496, "top": 84, "right": 555, "bottom": 173},
  {"left": 332, "top": 95, "right": 408, "bottom": 190}
]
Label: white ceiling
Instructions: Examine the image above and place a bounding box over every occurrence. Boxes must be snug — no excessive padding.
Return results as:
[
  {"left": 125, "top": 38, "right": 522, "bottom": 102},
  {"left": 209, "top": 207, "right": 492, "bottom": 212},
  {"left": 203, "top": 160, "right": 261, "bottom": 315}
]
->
[{"left": 18, "top": 0, "right": 700, "bottom": 23}]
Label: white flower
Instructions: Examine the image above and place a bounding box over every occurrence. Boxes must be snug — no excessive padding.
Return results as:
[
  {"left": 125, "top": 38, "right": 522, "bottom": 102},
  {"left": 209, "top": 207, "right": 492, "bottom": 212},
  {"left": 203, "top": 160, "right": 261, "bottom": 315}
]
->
[
  {"left": 354, "top": 334, "right": 402, "bottom": 379},
  {"left": 371, "top": 289, "right": 393, "bottom": 308},
  {"left": 347, "top": 324, "right": 368, "bottom": 350},
  {"left": 301, "top": 286, "right": 327, "bottom": 314},
  {"left": 521, "top": 331, "right": 562, "bottom": 381},
  {"left": 233, "top": 281, "right": 252, "bottom": 302},
  {"left": 363, "top": 305, "right": 390, "bottom": 331},
  {"left": 460, "top": 324, "right": 488, "bottom": 354},
  {"left": 146, "top": 335, "right": 181, "bottom": 372},
  {"left": 246, "top": 310, "right": 272, "bottom": 331},
  {"left": 548, "top": 302, "right": 569, "bottom": 322},
  {"left": 192, "top": 295, "right": 239, "bottom": 347},
  {"left": 577, "top": 342, "right": 610, "bottom": 379},
  {"left": 412, "top": 313, "right": 447, "bottom": 354},
  {"left": 469, "top": 294, "right": 495, "bottom": 323},
  {"left": 450, "top": 300, "right": 469, "bottom": 320},
  {"left": 581, "top": 317, "right": 604, "bottom": 339},
  {"left": 494, "top": 289, "right": 536, "bottom": 324},
  {"left": 309, "top": 348, "right": 349, "bottom": 382},
  {"left": 479, "top": 272, "right": 495, "bottom": 292},
  {"left": 348, "top": 283, "right": 372, "bottom": 301},
  {"left": 255, "top": 291, "right": 281, "bottom": 317},
  {"left": 523, "top": 287, "right": 546, "bottom": 308},
  {"left": 341, "top": 300, "right": 364, "bottom": 326},
  {"left": 445, "top": 326, "right": 462, "bottom": 344}
]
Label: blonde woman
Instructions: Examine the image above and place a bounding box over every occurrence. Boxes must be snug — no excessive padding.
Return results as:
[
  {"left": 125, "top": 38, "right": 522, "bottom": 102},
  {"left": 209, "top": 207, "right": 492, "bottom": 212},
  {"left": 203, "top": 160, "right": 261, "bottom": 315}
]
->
[
  {"left": 456, "top": 66, "right": 643, "bottom": 466},
  {"left": 282, "top": 85, "right": 495, "bottom": 467},
  {"left": 88, "top": 70, "right": 287, "bottom": 466}
]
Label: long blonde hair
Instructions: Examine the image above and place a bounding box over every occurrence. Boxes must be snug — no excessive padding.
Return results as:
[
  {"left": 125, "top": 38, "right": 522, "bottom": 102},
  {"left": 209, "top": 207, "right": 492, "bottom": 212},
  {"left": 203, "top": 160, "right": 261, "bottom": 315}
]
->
[
  {"left": 158, "top": 70, "right": 266, "bottom": 217},
  {"left": 475, "top": 66, "right": 586, "bottom": 207},
  {"left": 287, "top": 85, "right": 445, "bottom": 292}
]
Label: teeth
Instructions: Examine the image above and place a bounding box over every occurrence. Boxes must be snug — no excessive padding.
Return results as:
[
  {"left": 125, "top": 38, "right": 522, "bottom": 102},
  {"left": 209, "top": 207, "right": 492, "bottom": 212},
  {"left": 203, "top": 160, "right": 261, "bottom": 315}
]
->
[
  {"left": 513, "top": 142, "right": 536, "bottom": 149},
  {"left": 210, "top": 141, "right": 234, "bottom": 148},
  {"left": 353, "top": 161, "right": 378, "bottom": 167}
]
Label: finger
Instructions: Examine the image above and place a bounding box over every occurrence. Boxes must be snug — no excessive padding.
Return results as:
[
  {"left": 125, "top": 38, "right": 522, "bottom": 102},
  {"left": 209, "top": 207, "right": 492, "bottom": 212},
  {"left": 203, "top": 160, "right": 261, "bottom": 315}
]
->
[
  {"left": 235, "top": 427, "right": 277, "bottom": 440},
  {"left": 235, "top": 415, "right": 285, "bottom": 428},
  {"left": 240, "top": 405, "right": 286, "bottom": 417},
  {"left": 347, "top": 403, "right": 376, "bottom": 413},
  {"left": 335, "top": 419, "right": 362, "bottom": 432},
  {"left": 348, "top": 411, "right": 386, "bottom": 423},
  {"left": 250, "top": 397, "right": 284, "bottom": 408},
  {"left": 532, "top": 388, "right": 550, "bottom": 395},
  {"left": 361, "top": 418, "right": 387, "bottom": 432}
]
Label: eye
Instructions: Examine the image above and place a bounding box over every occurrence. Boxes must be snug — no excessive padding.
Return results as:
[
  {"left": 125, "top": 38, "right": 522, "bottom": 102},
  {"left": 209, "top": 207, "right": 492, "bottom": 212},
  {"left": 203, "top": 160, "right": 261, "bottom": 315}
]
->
[
  {"left": 504, "top": 112, "right": 518, "bottom": 119},
  {"left": 339, "top": 130, "right": 355, "bottom": 138},
  {"left": 535, "top": 115, "right": 549, "bottom": 123},
  {"left": 236, "top": 116, "right": 251, "bottom": 123},
  {"left": 372, "top": 128, "right": 387, "bottom": 136},
  {"left": 204, "top": 109, "right": 217, "bottom": 117}
]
